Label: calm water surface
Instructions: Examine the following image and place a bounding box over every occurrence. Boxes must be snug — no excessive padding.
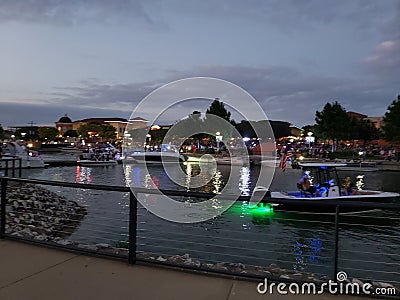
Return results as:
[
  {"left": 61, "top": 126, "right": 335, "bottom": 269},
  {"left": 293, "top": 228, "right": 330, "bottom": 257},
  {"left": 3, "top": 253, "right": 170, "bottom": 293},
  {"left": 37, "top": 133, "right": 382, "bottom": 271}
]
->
[{"left": 23, "top": 157, "right": 400, "bottom": 283}]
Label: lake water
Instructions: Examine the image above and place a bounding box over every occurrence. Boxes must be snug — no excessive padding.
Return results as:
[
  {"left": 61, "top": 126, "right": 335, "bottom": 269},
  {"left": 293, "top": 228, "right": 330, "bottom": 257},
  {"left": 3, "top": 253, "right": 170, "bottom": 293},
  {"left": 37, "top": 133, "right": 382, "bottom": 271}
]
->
[{"left": 23, "top": 157, "right": 400, "bottom": 283}]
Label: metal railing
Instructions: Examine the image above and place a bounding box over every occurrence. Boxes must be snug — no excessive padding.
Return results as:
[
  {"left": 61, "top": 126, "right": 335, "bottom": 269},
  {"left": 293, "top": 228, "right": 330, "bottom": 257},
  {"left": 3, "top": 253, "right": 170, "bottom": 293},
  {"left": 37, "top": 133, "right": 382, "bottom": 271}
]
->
[
  {"left": 0, "top": 176, "right": 399, "bottom": 294},
  {"left": 0, "top": 157, "right": 22, "bottom": 177}
]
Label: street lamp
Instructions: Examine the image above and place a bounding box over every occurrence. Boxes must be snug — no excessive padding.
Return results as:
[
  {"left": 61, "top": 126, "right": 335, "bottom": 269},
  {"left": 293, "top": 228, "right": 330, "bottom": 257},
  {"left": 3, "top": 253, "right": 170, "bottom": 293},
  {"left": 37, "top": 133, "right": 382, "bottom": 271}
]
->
[
  {"left": 216, "top": 132, "right": 222, "bottom": 153},
  {"left": 21, "top": 132, "right": 26, "bottom": 140},
  {"left": 306, "top": 131, "right": 314, "bottom": 149}
]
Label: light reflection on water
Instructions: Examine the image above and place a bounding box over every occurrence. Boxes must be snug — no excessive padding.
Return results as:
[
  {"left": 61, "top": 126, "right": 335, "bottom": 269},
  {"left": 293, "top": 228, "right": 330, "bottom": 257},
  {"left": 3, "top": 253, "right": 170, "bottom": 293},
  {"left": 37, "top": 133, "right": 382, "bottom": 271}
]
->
[{"left": 22, "top": 162, "right": 400, "bottom": 282}]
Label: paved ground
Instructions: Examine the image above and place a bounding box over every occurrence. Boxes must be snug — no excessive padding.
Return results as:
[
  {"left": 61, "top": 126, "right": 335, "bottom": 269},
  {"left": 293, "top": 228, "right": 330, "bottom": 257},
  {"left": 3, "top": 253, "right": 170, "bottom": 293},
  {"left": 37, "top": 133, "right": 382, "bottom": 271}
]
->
[{"left": 0, "top": 240, "right": 368, "bottom": 300}]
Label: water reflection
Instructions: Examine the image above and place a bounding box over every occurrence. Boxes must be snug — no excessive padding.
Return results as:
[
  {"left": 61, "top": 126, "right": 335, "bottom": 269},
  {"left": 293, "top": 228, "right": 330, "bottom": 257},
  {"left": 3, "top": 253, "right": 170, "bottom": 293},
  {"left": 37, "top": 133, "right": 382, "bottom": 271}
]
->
[
  {"left": 75, "top": 166, "right": 93, "bottom": 183},
  {"left": 293, "top": 235, "right": 323, "bottom": 272},
  {"left": 239, "top": 167, "right": 251, "bottom": 196}
]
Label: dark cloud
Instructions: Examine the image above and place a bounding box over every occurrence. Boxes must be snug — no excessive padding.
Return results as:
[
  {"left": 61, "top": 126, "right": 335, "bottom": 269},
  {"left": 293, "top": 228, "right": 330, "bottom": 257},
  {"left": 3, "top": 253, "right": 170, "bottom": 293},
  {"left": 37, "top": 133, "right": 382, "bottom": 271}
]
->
[
  {"left": 0, "top": 101, "right": 130, "bottom": 127},
  {"left": 2, "top": 63, "right": 396, "bottom": 127}
]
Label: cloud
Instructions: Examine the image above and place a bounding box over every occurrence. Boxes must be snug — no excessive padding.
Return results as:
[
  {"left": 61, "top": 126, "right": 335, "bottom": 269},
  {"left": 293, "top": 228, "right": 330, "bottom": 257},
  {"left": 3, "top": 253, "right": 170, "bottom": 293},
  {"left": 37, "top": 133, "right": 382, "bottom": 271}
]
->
[
  {"left": 167, "top": 0, "right": 397, "bottom": 34},
  {"left": 2, "top": 63, "right": 391, "bottom": 128},
  {"left": 0, "top": 0, "right": 163, "bottom": 28},
  {"left": 361, "top": 3, "right": 400, "bottom": 83},
  {"left": 0, "top": 101, "right": 131, "bottom": 127}
]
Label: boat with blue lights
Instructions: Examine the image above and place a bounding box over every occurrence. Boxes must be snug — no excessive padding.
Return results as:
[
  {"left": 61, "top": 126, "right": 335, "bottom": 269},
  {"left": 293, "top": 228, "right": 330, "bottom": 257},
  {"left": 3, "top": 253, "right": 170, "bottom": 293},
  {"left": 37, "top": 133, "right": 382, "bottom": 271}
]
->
[{"left": 257, "top": 163, "right": 399, "bottom": 213}]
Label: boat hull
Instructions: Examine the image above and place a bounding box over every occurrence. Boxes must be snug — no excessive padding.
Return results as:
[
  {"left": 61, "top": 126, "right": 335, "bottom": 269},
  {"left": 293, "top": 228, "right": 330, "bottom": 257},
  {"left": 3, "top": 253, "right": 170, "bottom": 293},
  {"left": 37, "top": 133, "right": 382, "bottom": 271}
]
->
[
  {"left": 78, "top": 160, "right": 117, "bottom": 167},
  {"left": 128, "top": 153, "right": 186, "bottom": 164},
  {"left": 268, "top": 191, "right": 399, "bottom": 214}
]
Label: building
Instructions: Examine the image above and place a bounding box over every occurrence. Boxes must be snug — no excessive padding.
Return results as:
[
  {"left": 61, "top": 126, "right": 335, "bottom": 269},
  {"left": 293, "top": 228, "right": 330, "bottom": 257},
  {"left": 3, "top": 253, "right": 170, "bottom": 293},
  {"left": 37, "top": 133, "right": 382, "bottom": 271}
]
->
[
  {"left": 347, "top": 111, "right": 368, "bottom": 119},
  {"left": 347, "top": 112, "right": 384, "bottom": 130},
  {"left": 55, "top": 114, "right": 73, "bottom": 137},
  {"left": 56, "top": 115, "right": 149, "bottom": 139},
  {"left": 364, "top": 116, "right": 384, "bottom": 130}
]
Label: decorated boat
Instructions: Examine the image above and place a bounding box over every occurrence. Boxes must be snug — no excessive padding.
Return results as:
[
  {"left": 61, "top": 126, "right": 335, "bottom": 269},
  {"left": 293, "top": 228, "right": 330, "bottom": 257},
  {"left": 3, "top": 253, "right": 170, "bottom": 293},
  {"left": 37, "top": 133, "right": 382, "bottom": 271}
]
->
[
  {"left": 127, "top": 144, "right": 187, "bottom": 164},
  {"left": 252, "top": 163, "right": 399, "bottom": 213}
]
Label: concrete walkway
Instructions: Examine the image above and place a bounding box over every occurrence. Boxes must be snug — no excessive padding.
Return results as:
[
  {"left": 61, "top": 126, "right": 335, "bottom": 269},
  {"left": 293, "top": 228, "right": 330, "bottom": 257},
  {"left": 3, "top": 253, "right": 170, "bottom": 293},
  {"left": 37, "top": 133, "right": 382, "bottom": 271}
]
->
[{"left": 0, "top": 240, "right": 366, "bottom": 300}]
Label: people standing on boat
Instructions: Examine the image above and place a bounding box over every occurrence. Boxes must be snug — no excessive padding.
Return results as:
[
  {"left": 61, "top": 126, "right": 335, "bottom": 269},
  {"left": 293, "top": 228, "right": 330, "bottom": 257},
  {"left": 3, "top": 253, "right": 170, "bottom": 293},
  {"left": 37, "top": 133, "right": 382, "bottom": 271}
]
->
[
  {"left": 297, "top": 171, "right": 316, "bottom": 195},
  {"left": 88, "top": 147, "right": 94, "bottom": 160},
  {"left": 343, "top": 176, "right": 357, "bottom": 195}
]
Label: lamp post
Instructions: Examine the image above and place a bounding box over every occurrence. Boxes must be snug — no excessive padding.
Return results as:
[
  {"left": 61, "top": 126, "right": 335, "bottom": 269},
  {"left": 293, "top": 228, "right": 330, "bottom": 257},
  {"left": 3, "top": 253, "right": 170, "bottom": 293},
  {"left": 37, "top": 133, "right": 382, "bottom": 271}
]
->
[
  {"left": 306, "top": 131, "right": 313, "bottom": 149},
  {"left": 216, "top": 131, "right": 222, "bottom": 153}
]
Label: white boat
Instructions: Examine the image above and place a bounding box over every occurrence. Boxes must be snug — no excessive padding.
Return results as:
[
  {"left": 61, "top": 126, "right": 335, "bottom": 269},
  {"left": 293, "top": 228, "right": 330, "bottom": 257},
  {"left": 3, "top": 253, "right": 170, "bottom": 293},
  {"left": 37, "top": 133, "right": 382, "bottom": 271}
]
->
[
  {"left": 335, "top": 161, "right": 379, "bottom": 172},
  {"left": 186, "top": 155, "right": 246, "bottom": 166},
  {"left": 127, "top": 144, "right": 187, "bottom": 164},
  {"left": 253, "top": 163, "right": 399, "bottom": 213},
  {"left": 59, "top": 146, "right": 83, "bottom": 154},
  {"left": 1, "top": 142, "right": 46, "bottom": 168},
  {"left": 78, "top": 159, "right": 118, "bottom": 167}
]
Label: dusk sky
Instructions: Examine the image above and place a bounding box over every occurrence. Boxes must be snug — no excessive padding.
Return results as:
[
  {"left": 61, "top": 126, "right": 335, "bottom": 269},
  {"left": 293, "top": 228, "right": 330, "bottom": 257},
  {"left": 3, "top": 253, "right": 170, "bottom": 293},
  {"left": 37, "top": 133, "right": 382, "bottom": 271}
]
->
[{"left": 0, "top": 0, "right": 399, "bottom": 128}]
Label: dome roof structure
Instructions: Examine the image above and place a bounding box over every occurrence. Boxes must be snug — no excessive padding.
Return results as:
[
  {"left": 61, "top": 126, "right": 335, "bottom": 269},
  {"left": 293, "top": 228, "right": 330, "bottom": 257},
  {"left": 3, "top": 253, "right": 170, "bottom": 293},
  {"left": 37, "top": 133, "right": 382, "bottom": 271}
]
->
[{"left": 58, "top": 114, "right": 72, "bottom": 123}]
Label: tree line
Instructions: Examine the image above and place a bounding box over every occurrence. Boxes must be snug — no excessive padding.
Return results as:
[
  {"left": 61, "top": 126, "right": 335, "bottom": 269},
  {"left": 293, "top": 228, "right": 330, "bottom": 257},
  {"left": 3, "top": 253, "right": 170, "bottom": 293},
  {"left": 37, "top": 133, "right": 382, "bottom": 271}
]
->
[{"left": 1, "top": 95, "right": 399, "bottom": 143}]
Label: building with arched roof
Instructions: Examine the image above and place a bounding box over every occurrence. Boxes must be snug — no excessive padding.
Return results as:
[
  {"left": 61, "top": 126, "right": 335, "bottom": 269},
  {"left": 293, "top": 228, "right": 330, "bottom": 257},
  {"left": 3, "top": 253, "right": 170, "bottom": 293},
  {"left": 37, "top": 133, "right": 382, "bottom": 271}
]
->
[{"left": 55, "top": 114, "right": 73, "bottom": 137}]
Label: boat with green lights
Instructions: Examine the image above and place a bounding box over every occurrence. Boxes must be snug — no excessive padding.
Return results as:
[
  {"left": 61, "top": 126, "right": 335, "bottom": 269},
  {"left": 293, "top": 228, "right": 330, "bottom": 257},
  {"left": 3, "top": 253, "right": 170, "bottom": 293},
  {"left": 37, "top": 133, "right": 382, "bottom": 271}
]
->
[{"left": 258, "top": 163, "right": 399, "bottom": 213}]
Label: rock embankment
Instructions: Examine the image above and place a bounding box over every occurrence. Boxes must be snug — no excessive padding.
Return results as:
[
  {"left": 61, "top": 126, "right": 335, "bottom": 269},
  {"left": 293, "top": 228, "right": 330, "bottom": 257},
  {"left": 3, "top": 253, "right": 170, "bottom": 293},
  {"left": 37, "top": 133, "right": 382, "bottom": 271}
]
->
[{"left": 5, "top": 183, "right": 87, "bottom": 241}]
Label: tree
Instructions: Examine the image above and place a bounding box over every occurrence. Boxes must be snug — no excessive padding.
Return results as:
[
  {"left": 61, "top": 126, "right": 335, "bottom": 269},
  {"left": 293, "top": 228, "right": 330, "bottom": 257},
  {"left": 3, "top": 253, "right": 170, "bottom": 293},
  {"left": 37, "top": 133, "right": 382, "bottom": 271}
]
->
[
  {"left": 348, "top": 118, "right": 380, "bottom": 141},
  {"left": 63, "top": 130, "right": 78, "bottom": 138},
  {"left": 382, "top": 95, "right": 400, "bottom": 143},
  {"left": 101, "top": 123, "right": 117, "bottom": 140},
  {"left": 77, "top": 122, "right": 102, "bottom": 139},
  {"left": 0, "top": 124, "right": 4, "bottom": 140},
  {"left": 314, "top": 101, "right": 351, "bottom": 143},
  {"left": 77, "top": 122, "right": 116, "bottom": 140},
  {"left": 38, "top": 127, "right": 59, "bottom": 141},
  {"left": 15, "top": 127, "right": 39, "bottom": 141},
  {"left": 206, "top": 98, "right": 235, "bottom": 125}
]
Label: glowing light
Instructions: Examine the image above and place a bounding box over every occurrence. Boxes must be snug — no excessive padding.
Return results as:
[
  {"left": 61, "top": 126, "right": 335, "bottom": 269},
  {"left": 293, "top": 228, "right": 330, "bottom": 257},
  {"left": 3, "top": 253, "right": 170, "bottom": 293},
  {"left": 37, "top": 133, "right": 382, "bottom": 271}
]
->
[
  {"left": 229, "top": 202, "right": 274, "bottom": 216},
  {"left": 27, "top": 143, "right": 34, "bottom": 148},
  {"left": 243, "top": 137, "right": 251, "bottom": 142}
]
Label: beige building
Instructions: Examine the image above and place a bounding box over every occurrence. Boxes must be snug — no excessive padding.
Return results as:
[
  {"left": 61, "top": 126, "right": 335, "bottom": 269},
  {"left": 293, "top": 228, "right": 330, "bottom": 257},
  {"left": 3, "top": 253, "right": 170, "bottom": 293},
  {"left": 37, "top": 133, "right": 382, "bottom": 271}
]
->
[
  {"left": 56, "top": 115, "right": 148, "bottom": 139},
  {"left": 364, "top": 116, "right": 384, "bottom": 130}
]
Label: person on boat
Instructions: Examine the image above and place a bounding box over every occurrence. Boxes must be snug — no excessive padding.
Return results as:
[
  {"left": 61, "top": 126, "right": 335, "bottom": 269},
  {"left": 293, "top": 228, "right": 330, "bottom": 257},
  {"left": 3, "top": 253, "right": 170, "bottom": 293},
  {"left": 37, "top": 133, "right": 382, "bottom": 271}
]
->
[
  {"left": 88, "top": 147, "right": 94, "bottom": 160},
  {"left": 297, "top": 171, "right": 316, "bottom": 196},
  {"left": 343, "top": 176, "right": 358, "bottom": 195}
]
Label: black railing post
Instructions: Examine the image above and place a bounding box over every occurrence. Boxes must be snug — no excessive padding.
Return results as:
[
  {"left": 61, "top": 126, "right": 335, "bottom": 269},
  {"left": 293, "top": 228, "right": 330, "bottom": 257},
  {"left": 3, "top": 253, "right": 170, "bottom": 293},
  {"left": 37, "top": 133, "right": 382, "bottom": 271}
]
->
[
  {"left": 18, "top": 158, "right": 22, "bottom": 178},
  {"left": 333, "top": 205, "right": 340, "bottom": 281},
  {"left": 128, "top": 191, "right": 138, "bottom": 264},
  {"left": 4, "top": 161, "right": 8, "bottom": 177},
  {"left": 12, "top": 159, "right": 15, "bottom": 177},
  {"left": 0, "top": 178, "right": 8, "bottom": 239}
]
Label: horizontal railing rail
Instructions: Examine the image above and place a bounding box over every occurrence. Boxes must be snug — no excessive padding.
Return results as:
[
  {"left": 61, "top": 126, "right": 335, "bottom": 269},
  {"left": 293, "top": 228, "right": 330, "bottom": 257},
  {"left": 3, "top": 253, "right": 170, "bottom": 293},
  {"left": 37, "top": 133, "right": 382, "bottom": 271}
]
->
[{"left": 2, "top": 176, "right": 400, "bottom": 209}]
